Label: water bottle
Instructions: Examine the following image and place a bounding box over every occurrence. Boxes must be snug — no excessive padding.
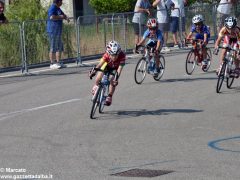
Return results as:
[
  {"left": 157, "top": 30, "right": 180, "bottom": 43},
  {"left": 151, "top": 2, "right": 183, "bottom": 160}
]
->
[
  {"left": 102, "top": 75, "right": 108, "bottom": 85},
  {"left": 149, "top": 58, "right": 154, "bottom": 72}
]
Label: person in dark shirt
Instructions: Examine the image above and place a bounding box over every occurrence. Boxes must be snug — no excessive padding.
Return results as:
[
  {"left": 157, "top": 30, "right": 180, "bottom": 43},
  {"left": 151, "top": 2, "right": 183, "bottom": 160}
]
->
[{"left": 0, "top": 1, "right": 8, "bottom": 24}]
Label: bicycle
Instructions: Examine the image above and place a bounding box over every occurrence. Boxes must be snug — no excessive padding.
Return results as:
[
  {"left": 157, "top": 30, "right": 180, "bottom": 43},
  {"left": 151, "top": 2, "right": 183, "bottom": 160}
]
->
[
  {"left": 134, "top": 45, "right": 165, "bottom": 84},
  {"left": 185, "top": 39, "right": 212, "bottom": 75},
  {"left": 215, "top": 46, "right": 238, "bottom": 93},
  {"left": 89, "top": 67, "right": 118, "bottom": 119}
]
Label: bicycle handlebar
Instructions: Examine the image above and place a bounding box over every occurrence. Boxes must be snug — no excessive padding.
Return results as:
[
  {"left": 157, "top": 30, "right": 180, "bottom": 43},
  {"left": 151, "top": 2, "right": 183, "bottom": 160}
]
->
[
  {"left": 90, "top": 67, "right": 119, "bottom": 81},
  {"left": 218, "top": 45, "right": 240, "bottom": 52}
]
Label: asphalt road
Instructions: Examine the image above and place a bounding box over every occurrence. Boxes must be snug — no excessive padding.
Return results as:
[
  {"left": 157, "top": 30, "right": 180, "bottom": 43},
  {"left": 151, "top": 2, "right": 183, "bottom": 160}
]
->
[{"left": 0, "top": 50, "right": 240, "bottom": 180}]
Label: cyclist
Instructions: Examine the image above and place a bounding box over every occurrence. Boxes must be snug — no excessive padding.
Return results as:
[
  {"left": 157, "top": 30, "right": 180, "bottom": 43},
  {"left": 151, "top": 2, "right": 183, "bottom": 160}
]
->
[
  {"left": 89, "top": 41, "right": 126, "bottom": 106},
  {"left": 214, "top": 16, "right": 240, "bottom": 77},
  {"left": 186, "top": 14, "right": 210, "bottom": 70},
  {"left": 136, "top": 18, "right": 164, "bottom": 76}
]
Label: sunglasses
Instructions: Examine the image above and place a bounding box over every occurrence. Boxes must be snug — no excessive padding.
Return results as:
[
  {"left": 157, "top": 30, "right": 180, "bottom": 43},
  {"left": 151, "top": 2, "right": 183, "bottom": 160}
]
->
[
  {"left": 194, "top": 23, "right": 202, "bottom": 26},
  {"left": 149, "top": 27, "right": 157, "bottom": 30}
]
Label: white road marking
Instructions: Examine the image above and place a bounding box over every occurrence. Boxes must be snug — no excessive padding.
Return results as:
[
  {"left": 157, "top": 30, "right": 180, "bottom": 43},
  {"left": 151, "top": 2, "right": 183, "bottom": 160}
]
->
[{"left": 0, "top": 98, "right": 82, "bottom": 121}]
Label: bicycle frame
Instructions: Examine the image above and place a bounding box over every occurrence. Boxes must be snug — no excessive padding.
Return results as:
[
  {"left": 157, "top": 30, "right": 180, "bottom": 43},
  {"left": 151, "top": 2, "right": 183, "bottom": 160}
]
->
[
  {"left": 216, "top": 46, "right": 238, "bottom": 93},
  {"left": 134, "top": 45, "right": 165, "bottom": 84},
  {"left": 90, "top": 68, "right": 118, "bottom": 119}
]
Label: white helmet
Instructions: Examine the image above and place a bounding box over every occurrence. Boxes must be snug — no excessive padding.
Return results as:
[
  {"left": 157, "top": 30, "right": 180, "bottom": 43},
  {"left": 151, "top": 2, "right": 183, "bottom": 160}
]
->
[
  {"left": 192, "top": 14, "right": 204, "bottom": 24},
  {"left": 106, "top": 40, "right": 121, "bottom": 55},
  {"left": 224, "top": 16, "right": 237, "bottom": 29},
  {"left": 147, "top": 18, "right": 157, "bottom": 29}
]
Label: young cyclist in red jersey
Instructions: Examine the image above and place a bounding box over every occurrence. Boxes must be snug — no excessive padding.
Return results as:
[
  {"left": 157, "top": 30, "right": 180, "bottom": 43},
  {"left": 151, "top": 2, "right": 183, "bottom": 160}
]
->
[
  {"left": 214, "top": 16, "right": 240, "bottom": 77},
  {"left": 89, "top": 41, "right": 126, "bottom": 106}
]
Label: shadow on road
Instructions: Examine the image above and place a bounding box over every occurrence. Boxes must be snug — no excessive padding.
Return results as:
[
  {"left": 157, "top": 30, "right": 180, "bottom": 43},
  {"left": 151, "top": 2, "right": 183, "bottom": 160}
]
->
[{"left": 100, "top": 108, "right": 203, "bottom": 120}]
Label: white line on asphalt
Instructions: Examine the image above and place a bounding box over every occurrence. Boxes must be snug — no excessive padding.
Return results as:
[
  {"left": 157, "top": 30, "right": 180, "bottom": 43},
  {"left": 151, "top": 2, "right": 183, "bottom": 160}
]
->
[{"left": 0, "top": 98, "right": 82, "bottom": 121}]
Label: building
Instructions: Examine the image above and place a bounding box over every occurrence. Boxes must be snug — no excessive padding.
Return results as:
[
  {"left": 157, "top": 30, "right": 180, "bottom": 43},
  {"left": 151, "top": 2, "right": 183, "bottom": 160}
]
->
[{"left": 41, "top": 0, "right": 95, "bottom": 18}]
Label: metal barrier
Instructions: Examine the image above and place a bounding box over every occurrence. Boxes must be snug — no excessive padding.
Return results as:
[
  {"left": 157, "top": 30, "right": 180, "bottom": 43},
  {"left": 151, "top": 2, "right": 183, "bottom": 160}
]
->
[
  {"left": 76, "top": 13, "right": 128, "bottom": 64},
  {"left": 22, "top": 18, "right": 76, "bottom": 73},
  {"left": 0, "top": 22, "right": 23, "bottom": 72},
  {"left": 0, "top": 3, "right": 240, "bottom": 73}
]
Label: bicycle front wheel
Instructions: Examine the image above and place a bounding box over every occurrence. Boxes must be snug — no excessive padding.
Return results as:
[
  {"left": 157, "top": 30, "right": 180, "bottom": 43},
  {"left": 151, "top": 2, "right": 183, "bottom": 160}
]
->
[
  {"left": 202, "top": 48, "right": 212, "bottom": 72},
  {"left": 185, "top": 50, "right": 196, "bottom": 75},
  {"left": 90, "top": 86, "right": 101, "bottom": 119},
  {"left": 226, "top": 61, "right": 235, "bottom": 88},
  {"left": 134, "top": 57, "right": 147, "bottom": 84},
  {"left": 153, "top": 55, "right": 165, "bottom": 81},
  {"left": 216, "top": 63, "right": 226, "bottom": 93},
  {"left": 99, "top": 85, "right": 108, "bottom": 113}
]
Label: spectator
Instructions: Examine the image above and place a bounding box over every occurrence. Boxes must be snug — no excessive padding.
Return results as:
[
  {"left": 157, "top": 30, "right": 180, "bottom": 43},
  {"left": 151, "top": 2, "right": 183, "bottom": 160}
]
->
[
  {"left": 47, "top": 0, "right": 70, "bottom": 69},
  {"left": 169, "top": 0, "right": 187, "bottom": 48},
  {"left": 216, "top": 0, "right": 234, "bottom": 33},
  {"left": 0, "top": 1, "right": 8, "bottom": 24},
  {"left": 132, "top": 0, "right": 151, "bottom": 46},
  {"left": 153, "top": 0, "right": 171, "bottom": 52}
]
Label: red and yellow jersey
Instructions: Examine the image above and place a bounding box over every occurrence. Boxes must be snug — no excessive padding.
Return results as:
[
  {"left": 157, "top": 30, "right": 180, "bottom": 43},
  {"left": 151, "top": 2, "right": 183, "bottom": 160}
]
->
[
  {"left": 218, "top": 26, "right": 240, "bottom": 40},
  {"left": 100, "top": 51, "right": 126, "bottom": 70}
]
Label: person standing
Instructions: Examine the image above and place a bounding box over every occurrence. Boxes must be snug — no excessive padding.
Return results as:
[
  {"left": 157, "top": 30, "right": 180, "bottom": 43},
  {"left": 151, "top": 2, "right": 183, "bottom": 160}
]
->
[
  {"left": 0, "top": 1, "right": 8, "bottom": 24},
  {"left": 132, "top": 0, "right": 151, "bottom": 46},
  {"left": 169, "top": 0, "right": 187, "bottom": 48},
  {"left": 216, "top": 0, "right": 233, "bottom": 33},
  {"left": 153, "top": 0, "right": 171, "bottom": 51},
  {"left": 47, "top": 0, "right": 70, "bottom": 69}
]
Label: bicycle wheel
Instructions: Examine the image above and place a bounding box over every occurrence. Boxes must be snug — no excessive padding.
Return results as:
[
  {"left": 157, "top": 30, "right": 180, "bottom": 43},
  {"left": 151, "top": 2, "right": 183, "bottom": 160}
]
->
[
  {"left": 90, "top": 86, "right": 101, "bottom": 119},
  {"left": 153, "top": 55, "right": 165, "bottom": 81},
  {"left": 185, "top": 50, "right": 196, "bottom": 75},
  {"left": 99, "top": 85, "right": 108, "bottom": 113},
  {"left": 226, "top": 60, "right": 235, "bottom": 89},
  {"left": 134, "top": 57, "right": 147, "bottom": 84},
  {"left": 202, "top": 48, "right": 212, "bottom": 72},
  {"left": 216, "top": 62, "right": 226, "bottom": 93}
]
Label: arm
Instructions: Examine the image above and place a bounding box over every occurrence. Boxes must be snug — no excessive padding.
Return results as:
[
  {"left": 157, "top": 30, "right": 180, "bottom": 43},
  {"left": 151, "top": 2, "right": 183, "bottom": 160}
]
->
[
  {"left": 136, "top": 6, "right": 151, "bottom": 16},
  {"left": 117, "top": 65, "right": 124, "bottom": 78},
  {"left": 156, "top": 40, "right": 161, "bottom": 51},
  {"left": 203, "top": 33, "right": 208, "bottom": 45},
  {"left": 152, "top": 0, "right": 160, "bottom": 7},
  {"left": 186, "top": 32, "right": 193, "bottom": 40}
]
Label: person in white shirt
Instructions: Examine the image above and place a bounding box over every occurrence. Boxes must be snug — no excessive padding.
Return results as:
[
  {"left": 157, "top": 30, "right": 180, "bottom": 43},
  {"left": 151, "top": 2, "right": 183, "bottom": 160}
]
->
[
  {"left": 152, "top": 0, "right": 172, "bottom": 51},
  {"left": 132, "top": 0, "right": 151, "bottom": 45},
  {"left": 169, "top": 0, "right": 187, "bottom": 48},
  {"left": 217, "top": 0, "right": 233, "bottom": 32}
]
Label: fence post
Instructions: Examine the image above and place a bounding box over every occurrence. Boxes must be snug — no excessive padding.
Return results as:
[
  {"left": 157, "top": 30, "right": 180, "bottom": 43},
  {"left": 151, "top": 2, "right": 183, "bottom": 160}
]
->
[
  {"left": 122, "top": 14, "right": 127, "bottom": 52},
  {"left": 22, "top": 21, "right": 28, "bottom": 74},
  {"left": 19, "top": 23, "right": 25, "bottom": 74},
  {"left": 76, "top": 16, "right": 82, "bottom": 65}
]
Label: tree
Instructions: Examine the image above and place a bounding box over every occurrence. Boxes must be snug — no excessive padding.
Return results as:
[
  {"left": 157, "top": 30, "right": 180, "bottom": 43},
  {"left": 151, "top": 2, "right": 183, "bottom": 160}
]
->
[
  {"left": 89, "top": 0, "right": 136, "bottom": 14},
  {"left": 5, "top": 0, "right": 47, "bottom": 21}
]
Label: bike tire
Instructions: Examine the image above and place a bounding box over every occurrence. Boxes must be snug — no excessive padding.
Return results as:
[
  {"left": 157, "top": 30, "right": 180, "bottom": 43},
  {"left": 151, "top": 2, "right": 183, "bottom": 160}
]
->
[
  {"left": 99, "top": 85, "right": 109, "bottom": 113},
  {"left": 153, "top": 55, "right": 165, "bottom": 81},
  {"left": 90, "top": 86, "right": 101, "bottom": 119},
  {"left": 216, "top": 62, "right": 226, "bottom": 93},
  {"left": 185, "top": 50, "right": 196, "bottom": 75},
  {"left": 226, "top": 61, "right": 235, "bottom": 88},
  {"left": 134, "top": 57, "right": 147, "bottom": 84},
  {"left": 202, "top": 48, "right": 212, "bottom": 72}
]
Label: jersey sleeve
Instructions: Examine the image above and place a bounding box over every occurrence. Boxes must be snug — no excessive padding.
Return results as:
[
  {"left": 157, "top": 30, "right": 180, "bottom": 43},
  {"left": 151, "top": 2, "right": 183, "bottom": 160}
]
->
[
  {"left": 156, "top": 30, "right": 163, "bottom": 42},
  {"left": 118, "top": 52, "right": 126, "bottom": 66},
  {"left": 142, "top": 30, "right": 149, "bottom": 40},
  {"left": 191, "top": 25, "right": 196, "bottom": 33}
]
